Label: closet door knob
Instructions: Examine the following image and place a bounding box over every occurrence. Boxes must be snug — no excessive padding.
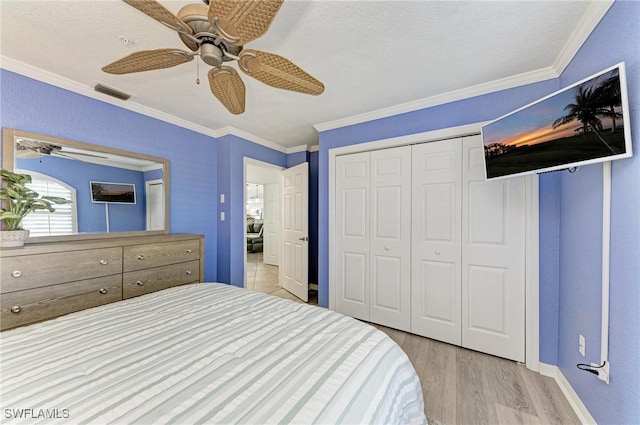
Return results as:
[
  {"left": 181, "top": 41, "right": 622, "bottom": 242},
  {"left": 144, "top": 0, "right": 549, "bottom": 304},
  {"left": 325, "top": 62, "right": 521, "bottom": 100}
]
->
[
  {"left": 384, "top": 246, "right": 390, "bottom": 251},
  {"left": 435, "top": 250, "right": 441, "bottom": 255}
]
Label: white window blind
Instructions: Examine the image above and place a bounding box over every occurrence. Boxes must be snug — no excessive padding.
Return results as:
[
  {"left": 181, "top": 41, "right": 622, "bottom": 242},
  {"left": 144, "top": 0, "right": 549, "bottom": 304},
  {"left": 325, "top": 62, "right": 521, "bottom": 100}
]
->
[{"left": 18, "top": 172, "right": 77, "bottom": 237}]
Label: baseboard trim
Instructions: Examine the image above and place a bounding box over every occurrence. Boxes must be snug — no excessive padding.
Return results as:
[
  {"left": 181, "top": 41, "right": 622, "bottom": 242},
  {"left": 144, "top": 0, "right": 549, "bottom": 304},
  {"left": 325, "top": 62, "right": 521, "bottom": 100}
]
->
[{"left": 539, "top": 363, "right": 596, "bottom": 424}]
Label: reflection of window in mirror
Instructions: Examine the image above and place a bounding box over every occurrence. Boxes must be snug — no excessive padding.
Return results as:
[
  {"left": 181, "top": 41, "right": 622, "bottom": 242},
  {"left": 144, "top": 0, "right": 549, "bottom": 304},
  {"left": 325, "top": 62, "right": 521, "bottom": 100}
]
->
[
  {"left": 246, "top": 184, "right": 264, "bottom": 220},
  {"left": 16, "top": 169, "right": 78, "bottom": 237}
]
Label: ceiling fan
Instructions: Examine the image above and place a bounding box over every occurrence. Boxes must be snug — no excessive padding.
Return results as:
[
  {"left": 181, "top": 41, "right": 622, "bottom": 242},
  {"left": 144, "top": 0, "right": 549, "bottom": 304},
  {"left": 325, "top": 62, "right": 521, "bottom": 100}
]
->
[
  {"left": 15, "top": 139, "right": 107, "bottom": 161},
  {"left": 101, "top": 0, "right": 325, "bottom": 114}
]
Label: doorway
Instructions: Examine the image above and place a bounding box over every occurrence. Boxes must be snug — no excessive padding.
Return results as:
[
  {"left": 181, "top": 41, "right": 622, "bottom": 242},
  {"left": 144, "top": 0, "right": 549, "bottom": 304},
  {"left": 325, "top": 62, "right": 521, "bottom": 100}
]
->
[
  {"left": 244, "top": 160, "right": 284, "bottom": 297},
  {"left": 243, "top": 159, "right": 317, "bottom": 305}
]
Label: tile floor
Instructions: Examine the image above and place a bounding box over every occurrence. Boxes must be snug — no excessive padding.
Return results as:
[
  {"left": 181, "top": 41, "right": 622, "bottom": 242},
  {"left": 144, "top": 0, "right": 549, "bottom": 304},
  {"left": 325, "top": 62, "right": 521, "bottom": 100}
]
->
[{"left": 245, "top": 252, "right": 318, "bottom": 305}]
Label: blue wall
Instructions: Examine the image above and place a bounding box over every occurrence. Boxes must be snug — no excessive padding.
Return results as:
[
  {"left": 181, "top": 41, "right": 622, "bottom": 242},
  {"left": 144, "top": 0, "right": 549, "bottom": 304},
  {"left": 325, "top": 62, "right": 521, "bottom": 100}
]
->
[
  {"left": 0, "top": 70, "right": 219, "bottom": 282},
  {"left": 317, "top": 2, "right": 639, "bottom": 422},
  {"left": 554, "top": 2, "right": 639, "bottom": 423},
  {"left": 215, "top": 134, "right": 288, "bottom": 286}
]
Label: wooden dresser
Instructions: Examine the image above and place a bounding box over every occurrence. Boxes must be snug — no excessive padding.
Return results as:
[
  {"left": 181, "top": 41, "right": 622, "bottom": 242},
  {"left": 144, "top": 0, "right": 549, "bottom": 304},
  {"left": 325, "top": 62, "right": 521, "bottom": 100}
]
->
[{"left": 0, "top": 234, "right": 204, "bottom": 331}]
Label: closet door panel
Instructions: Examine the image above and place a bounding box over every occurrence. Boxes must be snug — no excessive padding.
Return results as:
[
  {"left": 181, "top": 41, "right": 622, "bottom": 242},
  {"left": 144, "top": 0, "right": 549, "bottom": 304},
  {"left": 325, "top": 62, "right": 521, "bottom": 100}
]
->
[
  {"left": 369, "top": 147, "right": 411, "bottom": 331},
  {"left": 411, "top": 139, "right": 462, "bottom": 343},
  {"left": 335, "top": 152, "right": 370, "bottom": 321},
  {"left": 462, "top": 136, "right": 526, "bottom": 362}
]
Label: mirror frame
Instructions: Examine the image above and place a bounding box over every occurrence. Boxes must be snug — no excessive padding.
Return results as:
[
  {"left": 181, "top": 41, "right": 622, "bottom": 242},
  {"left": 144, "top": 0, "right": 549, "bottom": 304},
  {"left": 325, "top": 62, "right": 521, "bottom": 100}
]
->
[{"left": 2, "top": 127, "right": 170, "bottom": 243}]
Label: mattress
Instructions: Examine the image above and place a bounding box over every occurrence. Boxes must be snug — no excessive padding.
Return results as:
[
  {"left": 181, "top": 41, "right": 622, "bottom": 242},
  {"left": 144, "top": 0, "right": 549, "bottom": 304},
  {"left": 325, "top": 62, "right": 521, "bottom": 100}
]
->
[{"left": 1, "top": 283, "right": 427, "bottom": 424}]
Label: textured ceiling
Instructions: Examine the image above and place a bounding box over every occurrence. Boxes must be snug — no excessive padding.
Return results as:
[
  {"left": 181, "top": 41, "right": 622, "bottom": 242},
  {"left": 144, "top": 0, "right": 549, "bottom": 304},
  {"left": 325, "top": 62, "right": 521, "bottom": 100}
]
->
[{"left": 0, "top": 1, "right": 607, "bottom": 149}]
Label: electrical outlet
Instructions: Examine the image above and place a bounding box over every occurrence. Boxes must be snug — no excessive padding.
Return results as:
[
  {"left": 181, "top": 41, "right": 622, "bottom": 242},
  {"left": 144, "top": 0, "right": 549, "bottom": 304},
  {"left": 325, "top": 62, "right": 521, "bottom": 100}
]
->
[{"left": 579, "top": 335, "right": 586, "bottom": 357}]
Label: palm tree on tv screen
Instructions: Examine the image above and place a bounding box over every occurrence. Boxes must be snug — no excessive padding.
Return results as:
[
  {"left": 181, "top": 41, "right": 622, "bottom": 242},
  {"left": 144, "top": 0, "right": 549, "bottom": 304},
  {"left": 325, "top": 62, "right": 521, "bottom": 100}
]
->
[
  {"left": 593, "top": 69, "right": 622, "bottom": 133},
  {"left": 552, "top": 74, "right": 621, "bottom": 154}
]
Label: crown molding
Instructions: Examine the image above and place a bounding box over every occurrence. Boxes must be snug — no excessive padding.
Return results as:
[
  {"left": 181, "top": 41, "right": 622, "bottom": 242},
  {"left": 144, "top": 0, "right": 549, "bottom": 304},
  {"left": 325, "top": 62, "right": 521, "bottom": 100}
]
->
[
  {"left": 213, "top": 126, "right": 290, "bottom": 153},
  {"left": 285, "top": 144, "right": 309, "bottom": 154},
  {"left": 213, "top": 127, "right": 314, "bottom": 155},
  {"left": 314, "top": 66, "right": 558, "bottom": 133},
  {"left": 553, "top": 0, "right": 614, "bottom": 74},
  {"left": 315, "top": 1, "right": 611, "bottom": 134}
]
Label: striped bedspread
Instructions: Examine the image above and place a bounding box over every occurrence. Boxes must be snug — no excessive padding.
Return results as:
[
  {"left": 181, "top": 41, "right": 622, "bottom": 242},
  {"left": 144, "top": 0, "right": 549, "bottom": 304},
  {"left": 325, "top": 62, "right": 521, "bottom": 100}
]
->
[{"left": 1, "top": 283, "right": 427, "bottom": 425}]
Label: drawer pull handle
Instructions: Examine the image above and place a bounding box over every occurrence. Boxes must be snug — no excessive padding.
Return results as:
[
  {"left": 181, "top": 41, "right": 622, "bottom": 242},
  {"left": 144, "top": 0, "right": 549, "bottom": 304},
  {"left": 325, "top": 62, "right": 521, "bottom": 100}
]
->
[
  {"left": 11, "top": 305, "right": 21, "bottom": 314},
  {"left": 99, "top": 259, "right": 109, "bottom": 265},
  {"left": 136, "top": 280, "right": 145, "bottom": 286},
  {"left": 99, "top": 288, "right": 108, "bottom": 294},
  {"left": 137, "top": 255, "right": 145, "bottom": 260},
  {"left": 186, "top": 270, "right": 192, "bottom": 276},
  {"left": 384, "top": 246, "right": 390, "bottom": 251},
  {"left": 435, "top": 250, "right": 441, "bottom": 255},
  {"left": 186, "top": 248, "right": 192, "bottom": 253},
  {"left": 11, "top": 270, "right": 22, "bottom": 278}
]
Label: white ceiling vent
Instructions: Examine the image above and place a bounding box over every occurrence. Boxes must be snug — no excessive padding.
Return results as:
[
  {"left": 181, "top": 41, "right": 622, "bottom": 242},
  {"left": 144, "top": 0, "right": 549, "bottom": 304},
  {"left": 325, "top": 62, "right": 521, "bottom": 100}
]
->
[{"left": 92, "top": 82, "right": 133, "bottom": 101}]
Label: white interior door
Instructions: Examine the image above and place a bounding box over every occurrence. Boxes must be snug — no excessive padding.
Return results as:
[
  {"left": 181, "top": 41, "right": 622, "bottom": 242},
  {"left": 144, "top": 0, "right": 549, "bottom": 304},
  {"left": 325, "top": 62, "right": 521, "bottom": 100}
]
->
[
  {"left": 146, "top": 180, "right": 164, "bottom": 231},
  {"left": 263, "top": 183, "right": 280, "bottom": 266},
  {"left": 411, "top": 139, "right": 462, "bottom": 345},
  {"left": 280, "top": 162, "right": 309, "bottom": 302},
  {"left": 462, "top": 135, "right": 526, "bottom": 362},
  {"left": 369, "top": 147, "right": 412, "bottom": 331},
  {"left": 335, "top": 152, "right": 370, "bottom": 320}
]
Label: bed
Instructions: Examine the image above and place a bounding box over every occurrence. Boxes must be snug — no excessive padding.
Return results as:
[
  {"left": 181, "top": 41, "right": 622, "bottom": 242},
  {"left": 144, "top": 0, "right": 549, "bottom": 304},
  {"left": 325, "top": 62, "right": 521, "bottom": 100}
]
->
[{"left": 1, "top": 283, "right": 427, "bottom": 424}]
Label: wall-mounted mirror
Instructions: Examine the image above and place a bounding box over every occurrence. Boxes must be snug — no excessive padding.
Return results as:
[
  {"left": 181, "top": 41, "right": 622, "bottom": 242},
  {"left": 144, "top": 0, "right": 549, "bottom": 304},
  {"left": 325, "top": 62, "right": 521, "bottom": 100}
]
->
[{"left": 2, "top": 128, "right": 169, "bottom": 242}]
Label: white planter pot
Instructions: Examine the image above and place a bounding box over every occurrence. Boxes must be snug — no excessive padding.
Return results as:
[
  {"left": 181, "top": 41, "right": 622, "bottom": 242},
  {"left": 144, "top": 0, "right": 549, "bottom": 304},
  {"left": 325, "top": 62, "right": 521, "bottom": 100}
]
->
[{"left": 0, "top": 230, "right": 30, "bottom": 248}]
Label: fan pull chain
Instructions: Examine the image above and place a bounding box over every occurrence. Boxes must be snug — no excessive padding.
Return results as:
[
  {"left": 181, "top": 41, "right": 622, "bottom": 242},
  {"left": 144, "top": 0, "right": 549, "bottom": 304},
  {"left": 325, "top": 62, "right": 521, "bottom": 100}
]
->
[{"left": 196, "top": 58, "right": 200, "bottom": 85}]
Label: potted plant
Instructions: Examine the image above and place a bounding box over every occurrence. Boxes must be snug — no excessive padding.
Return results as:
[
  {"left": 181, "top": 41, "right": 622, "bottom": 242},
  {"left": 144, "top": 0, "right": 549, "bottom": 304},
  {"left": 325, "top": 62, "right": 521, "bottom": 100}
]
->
[{"left": 0, "top": 168, "right": 71, "bottom": 247}]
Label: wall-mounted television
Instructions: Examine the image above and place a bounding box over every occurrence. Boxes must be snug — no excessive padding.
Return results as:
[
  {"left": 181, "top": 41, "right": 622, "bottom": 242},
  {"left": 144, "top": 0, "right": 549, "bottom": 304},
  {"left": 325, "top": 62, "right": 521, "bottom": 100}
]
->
[
  {"left": 482, "top": 62, "right": 633, "bottom": 180},
  {"left": 90, "top": 181, "right": 136, "bottom": 204}
]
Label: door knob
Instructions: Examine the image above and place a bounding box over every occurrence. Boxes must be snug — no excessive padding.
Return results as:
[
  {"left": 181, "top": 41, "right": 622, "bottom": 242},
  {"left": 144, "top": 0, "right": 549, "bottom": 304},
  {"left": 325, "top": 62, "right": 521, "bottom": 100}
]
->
[{"left": 299, "top": 236, "right": 309, "bottom": 241}]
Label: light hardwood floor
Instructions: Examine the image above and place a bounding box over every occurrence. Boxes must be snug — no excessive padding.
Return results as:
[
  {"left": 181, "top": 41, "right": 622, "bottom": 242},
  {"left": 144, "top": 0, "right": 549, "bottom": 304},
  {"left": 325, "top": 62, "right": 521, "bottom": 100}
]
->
[
  {"left": 246, "top": 252, "right": 579, "bottom": 425},
  {"left": 245, "top": 252, "right": 318, "bottom": 304},
  {"left": 373, "top": 324, "right": 581, "bottom": 425}
]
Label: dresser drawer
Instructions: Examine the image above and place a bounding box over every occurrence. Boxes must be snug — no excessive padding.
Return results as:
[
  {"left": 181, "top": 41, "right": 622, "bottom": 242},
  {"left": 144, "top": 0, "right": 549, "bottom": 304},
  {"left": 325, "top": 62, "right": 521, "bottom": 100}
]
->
[
  {"left": 0, "top": 275, "right": 122, "bottom": 330},
  {"left": 123, "top": 260, "right": 200, "bottom": 299},
  {"left": 123, "top": 239, "right": 200, "bottom": 272},
  {"left": 0, "top": 247, "right": 123, "bottom": 293}
]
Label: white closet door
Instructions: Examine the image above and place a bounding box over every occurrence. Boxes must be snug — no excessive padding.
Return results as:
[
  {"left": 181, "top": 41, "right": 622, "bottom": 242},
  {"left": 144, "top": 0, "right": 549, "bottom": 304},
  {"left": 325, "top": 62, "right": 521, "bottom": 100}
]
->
[
  {"left": 462, "top": 135, "right": 526, "bottom": 362},
  {"left": 411, "top": 139, "right": 462, "bottom": 345},
  {"left": 369, "top": 147, "right": 412, "bottom": 331},
  {"left": 335, "top": 152, "right": 370, "bottom": 321}
]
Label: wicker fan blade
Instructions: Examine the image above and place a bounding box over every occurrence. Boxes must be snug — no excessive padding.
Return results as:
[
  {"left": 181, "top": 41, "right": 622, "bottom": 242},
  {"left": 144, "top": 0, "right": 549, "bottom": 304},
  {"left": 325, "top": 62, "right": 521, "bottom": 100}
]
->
[
  {"left": 238, "top": 49, "right": 324, "bottom": 95},
  {"left": 208, "top": 66, "right": 246, "bottom": 114},
  {"left": 208, "top": 0, "right": 284, "bottom": 46},
  {"left": 123, "top": 0, "right": 193, "bottom": 34},
  {"left": 102, "top": 49, "right": 194, "bottom": 75}
]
